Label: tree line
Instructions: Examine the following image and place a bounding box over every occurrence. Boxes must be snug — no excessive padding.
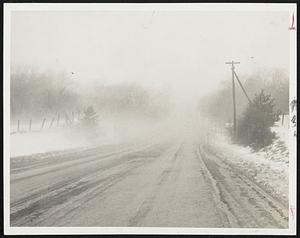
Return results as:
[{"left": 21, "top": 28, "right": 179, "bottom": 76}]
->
[
  {"left": 198, "top": 69, "right": 289, "bottom": 149},
  {"left": 10, "top": 66, "right": 170, "bottom": 121}
]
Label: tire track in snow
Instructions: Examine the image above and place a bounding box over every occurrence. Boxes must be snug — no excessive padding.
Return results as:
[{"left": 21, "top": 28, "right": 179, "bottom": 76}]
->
[
  {"left": 11, "top": 142, "right": 165, "bottom": 212},
  {"left": 11, "top": 141, "right": 164, "bottom": 183},
  {"left": 10, "top": 142, "right": 171, "bottom": 226},
  {"left": 11, "top": 145, "right": 133, "bottom": 174},
  {"left": 11, "top": 134, "right": 163, "bottom": 173},
  {"left": 198, "top": 145, "right": 288, "bottom": 228},
  {"left": 128, "top": 144, "right": 183, "bottom": 226},
  {"left": 195, "top": 148, "right": 239, "bottom": 227},
  {"left": 204, "top": 144, "right": 288, "bottom": 215},
  {"left": 197, "top": 148, "right": 263, "bottom": 227}
]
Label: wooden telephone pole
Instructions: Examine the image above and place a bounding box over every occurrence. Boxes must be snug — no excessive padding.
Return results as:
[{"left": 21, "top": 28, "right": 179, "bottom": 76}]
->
[{"left": 225, "top": 61, "right": 240, "bottom": 138}]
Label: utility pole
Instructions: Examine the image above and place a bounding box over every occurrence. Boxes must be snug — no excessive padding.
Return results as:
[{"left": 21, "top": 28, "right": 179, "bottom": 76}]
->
[{"left": 225, "top": 61, "right": 240, "bottom": 138}]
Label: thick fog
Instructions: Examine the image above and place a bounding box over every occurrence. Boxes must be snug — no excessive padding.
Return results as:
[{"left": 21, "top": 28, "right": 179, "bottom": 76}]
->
[
  {"left": 10, "top": 10, "right": 290, "bottom": 156},
  {"left": 11, "top": 11, "right": 289, "bottom": 98}
]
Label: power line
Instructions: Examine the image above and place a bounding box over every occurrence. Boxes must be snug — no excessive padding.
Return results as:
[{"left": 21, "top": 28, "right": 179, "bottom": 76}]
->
[{"left": 233, "top": 71, "right": 252, "bottom": 104}]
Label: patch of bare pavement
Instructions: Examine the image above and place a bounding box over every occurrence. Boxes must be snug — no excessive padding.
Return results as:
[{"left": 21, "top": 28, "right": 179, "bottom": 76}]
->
[{"left": 10, "top": 135, "right": 288, "bottom": 228}]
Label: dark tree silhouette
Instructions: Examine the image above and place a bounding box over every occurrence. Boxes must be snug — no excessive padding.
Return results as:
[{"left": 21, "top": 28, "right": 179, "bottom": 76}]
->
[{"left": 237, "top": 90, "right": 280, "bottom": 149}]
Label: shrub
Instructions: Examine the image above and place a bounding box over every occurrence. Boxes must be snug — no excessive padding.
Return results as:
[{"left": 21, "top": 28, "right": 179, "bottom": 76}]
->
[{"left": 236, "top": 90, "right": 280, "bottom": 149}]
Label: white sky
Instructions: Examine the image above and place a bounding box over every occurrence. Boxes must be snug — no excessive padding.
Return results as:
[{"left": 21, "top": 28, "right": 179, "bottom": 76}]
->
[{"left": 11, "top": 10, "right": 290, "bottom": 104}]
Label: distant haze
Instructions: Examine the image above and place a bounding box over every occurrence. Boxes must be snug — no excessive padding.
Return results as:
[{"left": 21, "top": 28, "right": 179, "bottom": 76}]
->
[{"left": 11, "top": 10, "right": 290, "bottom": 107}]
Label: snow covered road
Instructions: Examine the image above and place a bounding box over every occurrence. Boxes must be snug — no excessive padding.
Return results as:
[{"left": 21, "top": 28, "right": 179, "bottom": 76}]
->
[{"left": 10, "top": 135, "right": 288, "bottom": 228}]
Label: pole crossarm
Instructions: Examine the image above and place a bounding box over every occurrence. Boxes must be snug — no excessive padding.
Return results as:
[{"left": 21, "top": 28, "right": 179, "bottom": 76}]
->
[
  {"left": 225, "top": 61, "right": 240, "bottom": 68},
  {"left": 233, "top": 71, "right": 252, "bottom": 104},
  {"left": 225, "top": 61, "right": 240, "bottom": 64}
]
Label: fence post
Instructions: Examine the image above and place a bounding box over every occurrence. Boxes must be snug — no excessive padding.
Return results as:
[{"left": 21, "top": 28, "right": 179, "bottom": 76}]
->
[
  {"left": 65, "top": 112, "right": 69, "bottom": 125},
  {"left": 41, "top": 118, "right": 46, "bottom": 130},
  {"left": 49, "top": 117, "right": 55, "bottom": 128},
  {"left": 17, "top": 120, "right": 20, "bottom": 133},
  {"left": 282, "top": 114, "right": 284, "bottom": 126},
  {"left": 57, "top": 113, "right": 60, "bottom": 127},
  {"left": 29, "top": 119, "right": 32, "bottom": 132}
]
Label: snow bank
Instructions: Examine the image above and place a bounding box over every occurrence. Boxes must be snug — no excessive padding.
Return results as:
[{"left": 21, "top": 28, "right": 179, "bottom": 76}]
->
[
  {"left": 11, "top": 129, "right": 92, "bottom": 157},
  {"left": 208, "top": 132, "right": 289, "bottom": 205},
  {"left": 10, "top": 117, "right": 169, "bottom": 158}
]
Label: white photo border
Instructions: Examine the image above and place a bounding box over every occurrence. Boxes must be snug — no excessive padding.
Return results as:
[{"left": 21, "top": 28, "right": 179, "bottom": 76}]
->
[{"left": 3, "top": 2, "right": 297, "bottom": 235}]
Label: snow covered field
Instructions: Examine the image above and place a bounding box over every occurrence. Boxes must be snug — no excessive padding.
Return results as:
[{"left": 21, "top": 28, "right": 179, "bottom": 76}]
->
[{"left": 10, "top": 118, "right": 165, "bottom": 157}]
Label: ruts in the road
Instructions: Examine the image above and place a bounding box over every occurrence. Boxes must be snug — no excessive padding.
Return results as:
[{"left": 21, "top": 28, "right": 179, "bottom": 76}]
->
[{"left": 10, "top": 138, "right": 288, "bottom": 228}]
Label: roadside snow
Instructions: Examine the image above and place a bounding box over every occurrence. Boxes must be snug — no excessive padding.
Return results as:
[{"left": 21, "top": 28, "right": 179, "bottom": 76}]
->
[
  {"left": 10, "top": 118, "right": 169, "bottom": 157},
  {"left": 10, "top": 129, "right": 92, "bottom": 157},
  {"left": 208, "top": 132, "right": 289, "bottom": 205},
  {"left": 271, "top": 126, "right": 289, "bottom": 151}
]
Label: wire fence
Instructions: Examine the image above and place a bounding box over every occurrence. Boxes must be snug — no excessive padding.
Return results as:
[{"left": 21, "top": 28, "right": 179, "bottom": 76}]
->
[{"left": 10, "top": 110, "right": 83, "bottom": 135}]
